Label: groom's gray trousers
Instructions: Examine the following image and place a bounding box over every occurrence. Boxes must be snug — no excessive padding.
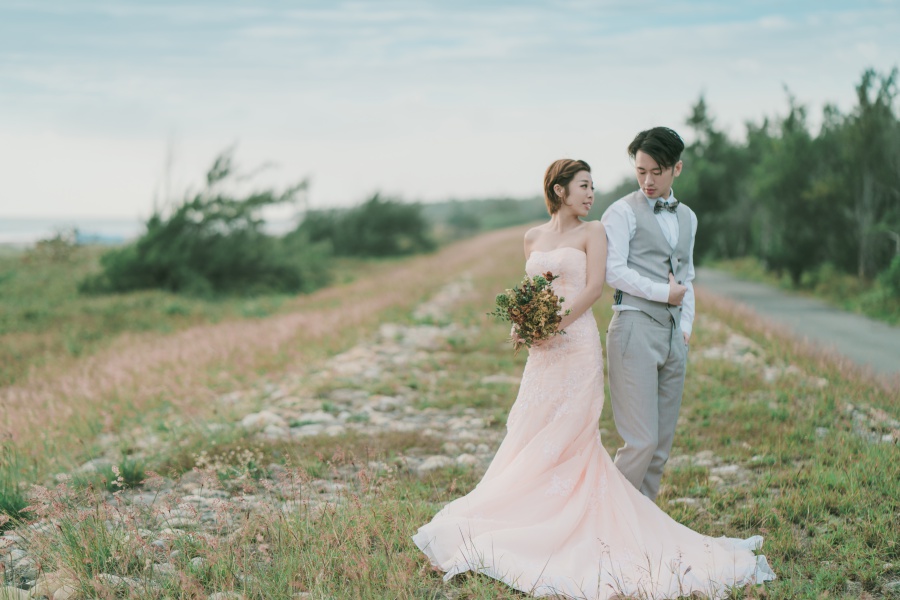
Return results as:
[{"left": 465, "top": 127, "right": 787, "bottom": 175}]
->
[{"left": 606, "top": 309, "right": 687, "bottom": 500}]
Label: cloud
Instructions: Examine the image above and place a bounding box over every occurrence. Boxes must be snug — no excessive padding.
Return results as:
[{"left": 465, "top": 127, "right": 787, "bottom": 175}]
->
[
  {"left": 1, "top": 1, "right": 899, "bottom": 215},
  {"left": 757, "top": 15, "right": 791, "bottom": 30}
]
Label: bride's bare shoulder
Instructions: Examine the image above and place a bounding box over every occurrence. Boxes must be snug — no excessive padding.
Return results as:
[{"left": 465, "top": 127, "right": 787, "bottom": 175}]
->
[
  {"left": 584, "top": 220, "right": 605, "bottom": 235},
  {"left": 524, "top": 225, "right": 546, "bottom": 244}
]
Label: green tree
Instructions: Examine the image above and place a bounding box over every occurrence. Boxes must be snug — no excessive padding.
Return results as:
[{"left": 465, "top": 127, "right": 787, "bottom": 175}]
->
[
  {"left": 81, "top": 149, "right": 330, "bottom": 296},
  {"left": 836, "top": 68, "right": 900, "bottom": 278},
  {"left": 678, "top": 96, "right": 756, "bottom": 260},
  {"left": 751, "top": 93, "right": 831, "bottom": 284},
  {"left": 298, "top": 194, "right": 435, "bottom": 257}
]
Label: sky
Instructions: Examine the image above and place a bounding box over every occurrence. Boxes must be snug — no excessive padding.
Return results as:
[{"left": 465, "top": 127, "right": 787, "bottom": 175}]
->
[{"left": 0, "top": 0, "right": 898, "bottom": 219}]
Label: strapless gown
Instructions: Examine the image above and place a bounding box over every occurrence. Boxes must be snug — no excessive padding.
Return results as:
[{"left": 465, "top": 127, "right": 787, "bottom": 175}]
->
[{"left": 412, "top": 246, "right": 775, "bottom": 599}]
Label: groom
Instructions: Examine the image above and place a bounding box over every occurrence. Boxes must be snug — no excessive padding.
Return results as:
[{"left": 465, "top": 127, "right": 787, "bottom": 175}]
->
[{"left": 600, "top": 127, "right": 697, "bottom": 501}]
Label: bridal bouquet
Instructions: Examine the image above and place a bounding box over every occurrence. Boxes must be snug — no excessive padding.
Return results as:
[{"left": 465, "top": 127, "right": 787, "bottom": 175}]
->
[{"left": 488, "top": 271, "right": 570, "bottom": 354}]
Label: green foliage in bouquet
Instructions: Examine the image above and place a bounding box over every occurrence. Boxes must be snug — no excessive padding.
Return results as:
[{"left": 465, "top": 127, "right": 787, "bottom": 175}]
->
[{"left": 487, "top": 271, "right": 570, "bottom": 353}]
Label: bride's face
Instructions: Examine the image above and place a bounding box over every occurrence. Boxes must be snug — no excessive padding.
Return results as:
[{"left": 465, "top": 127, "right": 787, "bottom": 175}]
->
[{"left": 559, "top": 170, "right": 594, "bottom": 217}]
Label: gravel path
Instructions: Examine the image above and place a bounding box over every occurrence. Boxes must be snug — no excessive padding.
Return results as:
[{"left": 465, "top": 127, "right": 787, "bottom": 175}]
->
[{"left": 696, "top": 267, "right": 900, "bottom": 378}]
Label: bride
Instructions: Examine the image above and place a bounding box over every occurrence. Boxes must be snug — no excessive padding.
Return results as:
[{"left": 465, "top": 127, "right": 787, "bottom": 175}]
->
[{"left": 412, "top": 159, "right": 775, "bottom": 599}]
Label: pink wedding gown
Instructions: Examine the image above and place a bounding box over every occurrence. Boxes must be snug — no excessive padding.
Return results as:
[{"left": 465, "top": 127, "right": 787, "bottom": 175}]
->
[{"left": 412, "top": 246, "right": 775, "bottom": 599}]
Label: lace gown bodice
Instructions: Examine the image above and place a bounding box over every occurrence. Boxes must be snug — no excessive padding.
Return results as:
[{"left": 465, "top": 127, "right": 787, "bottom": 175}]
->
[
  {"left": 525, "top": 247, "right": 599, "bottom": 355},
  {"left": 413, "top": 246, "right": 775, "bottom": 599},
  {"left": 507, "top": 247, "right": 602, "bottom": 433}
]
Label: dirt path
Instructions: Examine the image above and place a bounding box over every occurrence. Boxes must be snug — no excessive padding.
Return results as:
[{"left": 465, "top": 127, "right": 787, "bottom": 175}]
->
[{"left": 696, "top": 267, "right": 900, "bottom": 378}]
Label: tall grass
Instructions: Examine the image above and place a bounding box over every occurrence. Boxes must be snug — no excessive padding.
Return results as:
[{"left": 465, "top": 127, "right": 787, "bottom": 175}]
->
[{"left": 0, "top": 443, "right": 30, "bottom": 529}]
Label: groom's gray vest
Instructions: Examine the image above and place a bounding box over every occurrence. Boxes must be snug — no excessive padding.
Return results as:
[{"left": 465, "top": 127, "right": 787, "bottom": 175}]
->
[{"left": 613, "top": 191, "right": 692, "bottom": 327}]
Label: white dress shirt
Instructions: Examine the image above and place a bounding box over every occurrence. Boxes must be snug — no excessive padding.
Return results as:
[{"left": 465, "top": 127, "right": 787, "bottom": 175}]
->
[{"left": 600, "top": 190, "right": 698, "bottom": 336}]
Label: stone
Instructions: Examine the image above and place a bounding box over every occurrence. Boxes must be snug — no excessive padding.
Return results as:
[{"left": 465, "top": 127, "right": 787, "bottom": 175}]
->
[
  {"left": 373, "top": 396, "right": 404, "bottom": 412},
  {"left": 416, "top": 456, "right": 454, "bottom": 474},
  {"left": 29, "top": 571, "right": 73, "bottom": 598},
  {"left": 240, "top": 411, "right": 287, "bottom": 431},
  {"left": 96, "top": 573, "right": 134, "bottom": 589},
  {"left": 668, "top": 497, "right": 699, "bottom": 506},
  {"left": 291, "top": 424, "right": 325, "bottom": 438},
  {"left": 217, "top": 391, "right": 243, "bottom": 405},
  {"left": 455, "top": 454, "right": 479, "bottom": 467},
  {"left": 294, "top": 411, "right": 337, "bottom": 424},
  {"left": 3, "top": 549, "right": 25, "bottom": 563},
  {"left": 845, "top": 581, "right": 863, "bottom": 595},
  {"left": 153, "top": 562, "right": 177, "bottom": 577},
  {"left": 9, "top": 557, "right": 36, "bottom": 581},
  {"left": 208, "top": 593, "right": 245, "bottom": 600},
  {"left": 75, "top": 458, "right": 114, "bottom": 474},
  {"left": 710, "top": 465, "right": 741, "bottom": 477},
  {"left": 53, "top": 586, "right": 78, "bottom": 600},
  {"left": 130, "top": 492, "right": 159, "bottom": 506},
  {"left": 328, "top": 388, "right": 369, "bottom": 403},
  {"left": 262, "top": 425, "right": 290, "bottom": 439},
  {"left": 323, "top": 425, "right": 347, "bottom": 437}
]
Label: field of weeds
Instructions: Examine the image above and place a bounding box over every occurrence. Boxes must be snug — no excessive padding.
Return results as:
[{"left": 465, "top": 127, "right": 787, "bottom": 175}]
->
[{"left": 1, "top": 225, "right": 898, "bottom": 599}]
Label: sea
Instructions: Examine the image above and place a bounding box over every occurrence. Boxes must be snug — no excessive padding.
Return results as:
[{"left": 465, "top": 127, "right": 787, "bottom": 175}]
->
[
  {"left": 0, "top": 216, "right": 299, "bottom": 248},
  {"left": 0, "top": 217, "right": 143, "bottom": 247}
]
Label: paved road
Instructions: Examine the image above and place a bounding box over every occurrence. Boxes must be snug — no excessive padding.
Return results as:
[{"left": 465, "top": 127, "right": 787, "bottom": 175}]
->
[{"left": 695, "top": 267, "right": 900, "bottom": 378}]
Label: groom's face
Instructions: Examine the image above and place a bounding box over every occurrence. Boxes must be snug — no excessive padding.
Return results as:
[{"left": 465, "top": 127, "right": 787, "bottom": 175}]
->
[{"left": 634, "top": 151, "right": 682, "bottom": 199}]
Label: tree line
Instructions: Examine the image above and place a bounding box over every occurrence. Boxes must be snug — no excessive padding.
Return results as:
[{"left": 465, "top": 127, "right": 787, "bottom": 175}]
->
[
  {"left": 78, "top": 68, "right": 899, "bottom": 304},
  {"left": 675, "top": 68, "right": 899, "bottom": 296}
]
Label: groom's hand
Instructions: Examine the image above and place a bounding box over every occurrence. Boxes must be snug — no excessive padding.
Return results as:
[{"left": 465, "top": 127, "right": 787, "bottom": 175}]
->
[{"left": 667, "top": 273, "right": 687, "bottom": 306}]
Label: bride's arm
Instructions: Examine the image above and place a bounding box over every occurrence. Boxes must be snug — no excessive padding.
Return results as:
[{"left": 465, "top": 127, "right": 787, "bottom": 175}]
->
[
  {"left": 523, "top": 227, "right": 539, "bottom": 259},
  {"left": 557, "top": 221, "right": 607, "bottom": 331}
]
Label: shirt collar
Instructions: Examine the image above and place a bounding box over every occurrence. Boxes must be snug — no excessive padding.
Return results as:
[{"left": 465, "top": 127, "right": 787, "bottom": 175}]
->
[{"left": 642, "top": 188, "right": 677, "bottom": 205}]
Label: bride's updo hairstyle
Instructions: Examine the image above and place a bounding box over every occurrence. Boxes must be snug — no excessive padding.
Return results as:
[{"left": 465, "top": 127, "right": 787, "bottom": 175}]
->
[{"left": 543, "top": 159, "right": 591, "bottom": 215}]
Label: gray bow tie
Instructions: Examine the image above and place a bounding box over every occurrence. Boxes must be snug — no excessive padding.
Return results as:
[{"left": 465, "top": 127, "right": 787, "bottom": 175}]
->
[{"left": 653, "top": 199, "right": 679, "bottom": 214}]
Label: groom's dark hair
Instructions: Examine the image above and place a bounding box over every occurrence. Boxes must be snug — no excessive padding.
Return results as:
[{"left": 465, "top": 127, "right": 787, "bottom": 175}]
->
[{"left": 627, "top": 127, "right": 684, "bottom": 170}]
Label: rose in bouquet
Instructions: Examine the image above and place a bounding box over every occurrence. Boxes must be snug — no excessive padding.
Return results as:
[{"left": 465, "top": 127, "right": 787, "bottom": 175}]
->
[{"left": 487, "top": 271, "right": 570, "bottom": 354}]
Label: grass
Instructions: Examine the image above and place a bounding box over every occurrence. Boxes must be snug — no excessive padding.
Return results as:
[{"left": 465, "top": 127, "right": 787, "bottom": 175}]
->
[
  {"left": 1, "top": 225, "right": 898, "bottom": 599},
  {"left": 0, "top": 244, "right": 412, "bottom": 389},
  {"left": 0, "top": 443, "right": 31, "bottom": 530},
  {"left": 0, "top": 229, "right": 522, "bottom": 480},
  {"left": 707, "top": 256, "right": 900, "bottom": 326}
]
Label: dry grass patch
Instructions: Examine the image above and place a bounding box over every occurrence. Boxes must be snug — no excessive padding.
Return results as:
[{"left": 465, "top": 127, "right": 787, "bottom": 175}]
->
[{"left": 1, "top": 227, "right": 529, "bottom": 479}]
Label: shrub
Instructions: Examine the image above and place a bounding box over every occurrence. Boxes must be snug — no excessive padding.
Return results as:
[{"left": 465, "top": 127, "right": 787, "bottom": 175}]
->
[
  {"left": 297, "top": 194, "right": 435, "bottom": 257},
  {"left": 879, "top": 255, "right": 900, "bottom": 297},
  {"left": 79, "top": 150, "right": 331, "bottom": 296},
  {"left": 21, "top": 228, "right": 80, "bottom": 265}
]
